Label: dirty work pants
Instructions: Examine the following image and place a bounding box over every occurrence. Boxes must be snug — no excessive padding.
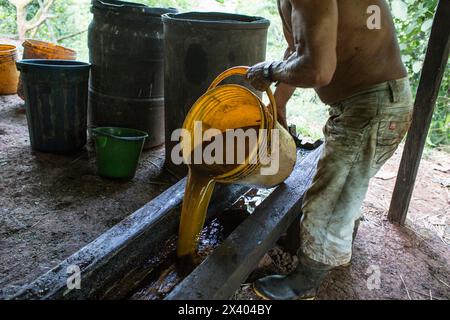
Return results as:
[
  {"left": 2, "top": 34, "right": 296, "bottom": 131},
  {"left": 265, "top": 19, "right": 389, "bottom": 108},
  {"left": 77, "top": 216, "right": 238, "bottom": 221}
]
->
[{"left": 300, "top": 78, "right": 413, "bottom": 266}]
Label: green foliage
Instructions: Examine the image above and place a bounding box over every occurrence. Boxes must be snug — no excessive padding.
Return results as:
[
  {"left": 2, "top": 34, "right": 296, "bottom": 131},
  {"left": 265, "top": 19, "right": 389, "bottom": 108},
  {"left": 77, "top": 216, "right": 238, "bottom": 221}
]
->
[
  {"left": 389, "top": 0, "right": 449, "bottom": 148},
  {"left": 0, "top": 0, "right": 91, "bottom": 59},
  {"left": 0, "top": 0, "right": 16, "bottom": 35}
]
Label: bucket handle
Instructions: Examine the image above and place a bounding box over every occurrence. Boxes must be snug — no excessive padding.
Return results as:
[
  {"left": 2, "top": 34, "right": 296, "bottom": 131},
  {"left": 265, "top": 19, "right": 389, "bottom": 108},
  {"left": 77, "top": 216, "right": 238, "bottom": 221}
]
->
[
  {"left": 207, "top": 66, "right": 277, "bottom": 125},
  {"left": 97, "top": 0, "right": 126, "bottom": 8}
]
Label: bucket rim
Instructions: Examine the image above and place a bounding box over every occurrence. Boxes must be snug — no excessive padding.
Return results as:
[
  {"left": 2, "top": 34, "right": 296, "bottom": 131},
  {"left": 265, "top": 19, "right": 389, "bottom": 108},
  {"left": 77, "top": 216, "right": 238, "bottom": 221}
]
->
[
  {"left": 16, "top": 59, "right": 91, "bottom": 69},
  {"left": 91, "top": 0, "right": 177, "bottom": 17},
  {"left": 23, "top": 39, "right": 76, "bottom": 57},
  {"left": 162, "top": 11, "right": 270, "bottom": 29},
  {"left": 0, "top": 44, "right": 18, "bottom": 62},
  {"left": 92, "top": 127, "right": 149, "bottom": 141}
]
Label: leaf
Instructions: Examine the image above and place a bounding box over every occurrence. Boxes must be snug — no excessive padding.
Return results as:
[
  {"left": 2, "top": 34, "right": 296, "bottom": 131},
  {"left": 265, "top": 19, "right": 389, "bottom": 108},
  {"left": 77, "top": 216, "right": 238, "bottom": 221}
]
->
[
  {"left": 404, "top": 21, "right": 417, "bottom": 34},
  {"left": 421, "top": 19, "right": 433, "bottom": 33},
  {"left": 412, "top": 61, "right": 423, "bottom": 74},
  {"left": 402, "top": 54, "right": 411, "bottom": 63}
]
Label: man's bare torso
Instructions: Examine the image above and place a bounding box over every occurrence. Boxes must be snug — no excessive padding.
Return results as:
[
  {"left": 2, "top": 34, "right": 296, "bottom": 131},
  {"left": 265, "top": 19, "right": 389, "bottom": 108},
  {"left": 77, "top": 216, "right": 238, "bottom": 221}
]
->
[{"left": 278, "top": 0, "right": 407, "bottom": 104}]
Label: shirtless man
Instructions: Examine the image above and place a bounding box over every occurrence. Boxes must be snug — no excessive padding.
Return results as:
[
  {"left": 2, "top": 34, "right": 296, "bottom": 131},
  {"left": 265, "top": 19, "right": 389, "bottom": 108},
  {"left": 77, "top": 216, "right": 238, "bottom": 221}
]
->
[{"left": 247, "top": 0, "right": 413, "bottom": 300}]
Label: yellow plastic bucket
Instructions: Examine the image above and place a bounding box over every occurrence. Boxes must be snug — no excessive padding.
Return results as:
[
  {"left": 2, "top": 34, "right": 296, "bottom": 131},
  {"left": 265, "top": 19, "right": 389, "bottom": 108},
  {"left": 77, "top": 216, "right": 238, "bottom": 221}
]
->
[
  {"left": 176, "top": 66, "right": 297, "bottom": 261},
  {"left": 181, "top": 66, "right": 297, "bottom": 187},
  {"left": 17, "top": 39, "right": 77, "bottom": 100},
  {"left": 0, "top": 44, "right": 20, "bottom": 95}
]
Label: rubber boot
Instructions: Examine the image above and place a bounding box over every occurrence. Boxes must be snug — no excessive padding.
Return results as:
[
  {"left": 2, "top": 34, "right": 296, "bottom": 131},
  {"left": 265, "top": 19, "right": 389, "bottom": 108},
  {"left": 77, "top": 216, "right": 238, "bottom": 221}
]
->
[{"left": 253, "top": 253, "right": 333, "bottom": 300}]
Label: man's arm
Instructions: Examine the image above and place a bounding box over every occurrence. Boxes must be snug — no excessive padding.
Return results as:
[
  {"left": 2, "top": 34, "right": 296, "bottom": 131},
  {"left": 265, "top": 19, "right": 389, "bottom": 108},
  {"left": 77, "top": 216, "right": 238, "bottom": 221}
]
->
[
  {"left": 248, "top": 0, "right": 338, "bottom": 90},
  {"left": 273, "top": 0, "right": 338, "bottom": 87}
]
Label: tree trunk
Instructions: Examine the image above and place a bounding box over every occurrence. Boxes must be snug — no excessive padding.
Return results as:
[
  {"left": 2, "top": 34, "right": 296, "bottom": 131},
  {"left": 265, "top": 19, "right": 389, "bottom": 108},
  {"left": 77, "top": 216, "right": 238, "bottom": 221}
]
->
[{"left": 8, "top": 0, "right": 54, "bottom": 40}]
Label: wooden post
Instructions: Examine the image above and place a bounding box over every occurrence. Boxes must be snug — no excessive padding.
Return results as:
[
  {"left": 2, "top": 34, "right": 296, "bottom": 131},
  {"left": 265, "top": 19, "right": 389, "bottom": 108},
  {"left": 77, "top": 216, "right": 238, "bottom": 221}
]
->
[{"left": 388, "top": 0, "right": 450, "bottom": 224}]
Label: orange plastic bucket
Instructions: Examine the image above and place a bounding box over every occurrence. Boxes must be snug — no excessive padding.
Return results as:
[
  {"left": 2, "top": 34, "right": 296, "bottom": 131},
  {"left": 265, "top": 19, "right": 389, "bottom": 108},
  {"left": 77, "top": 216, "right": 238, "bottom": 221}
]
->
[
  {"left": 0, "top": 44, "right": 20, "bottom": 95},
  {"left": 181, "top": 66, "right": 297, "bottom": 186},
  {"left": 17, "top": 39, "right": 77, "bottom": 99}
]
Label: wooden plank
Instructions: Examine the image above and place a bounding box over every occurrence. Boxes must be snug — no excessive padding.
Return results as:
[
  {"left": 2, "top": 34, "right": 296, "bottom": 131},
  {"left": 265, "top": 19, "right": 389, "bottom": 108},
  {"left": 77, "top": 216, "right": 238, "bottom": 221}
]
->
[
  {"left": 284, "top": 214, "right": 302, "bottom": 255},
  {"left": 6, "top": 179, "right": 251, "bottom": 300},
  {"left": 166, "top": 146, "right": 322, "bottom": 300},
  {"left": 388, "top": 0, "right": 450, "bottom": 224}
]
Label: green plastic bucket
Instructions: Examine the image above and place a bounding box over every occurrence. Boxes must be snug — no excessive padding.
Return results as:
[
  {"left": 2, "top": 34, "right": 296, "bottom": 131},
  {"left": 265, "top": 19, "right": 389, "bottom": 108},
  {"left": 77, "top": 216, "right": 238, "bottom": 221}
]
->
[{"left": 93, "top": 127, "right": 148, "bottom": 179}]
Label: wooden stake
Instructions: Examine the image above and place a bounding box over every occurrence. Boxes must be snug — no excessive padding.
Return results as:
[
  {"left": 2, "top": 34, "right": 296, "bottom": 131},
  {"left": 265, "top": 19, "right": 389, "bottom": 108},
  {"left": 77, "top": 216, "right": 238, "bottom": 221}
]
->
[{"left": 388, "top": 0, "right": 450, "bottom": 224}]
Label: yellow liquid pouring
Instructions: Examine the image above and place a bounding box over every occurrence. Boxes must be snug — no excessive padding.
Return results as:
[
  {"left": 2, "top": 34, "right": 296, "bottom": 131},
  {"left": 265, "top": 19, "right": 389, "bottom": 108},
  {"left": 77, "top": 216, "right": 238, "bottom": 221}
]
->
[{"left": 176, "top": 126, "right": 259, "bottom": 268}]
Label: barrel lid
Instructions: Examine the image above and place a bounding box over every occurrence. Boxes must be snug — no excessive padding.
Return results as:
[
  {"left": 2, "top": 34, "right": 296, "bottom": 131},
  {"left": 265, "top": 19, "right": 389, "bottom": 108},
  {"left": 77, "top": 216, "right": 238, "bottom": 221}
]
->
[
  {"left": 0, "top": 44, "right": 17, "bottom": 61},
  {"left": 16, "top": 59, "right": 91, "bottom": 73},
  {"left": 92, "top": 0, "right": 177, "bottom": 18},
  {"left": 162, "top": 12, "right": 270, "bottom": 29}
]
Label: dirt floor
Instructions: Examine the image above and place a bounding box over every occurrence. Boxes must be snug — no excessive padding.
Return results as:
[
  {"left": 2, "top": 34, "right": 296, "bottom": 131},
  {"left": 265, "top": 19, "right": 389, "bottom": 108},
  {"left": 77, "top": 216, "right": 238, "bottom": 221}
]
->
[
  {"left": 1, "top": 92, "right": 449, "bottom": 300},
  {"left": 0, "top": 94, "right": 177, "bottom": 296},
  {"left": 235, "top": 145, "right": 450, "bottom": 300}
]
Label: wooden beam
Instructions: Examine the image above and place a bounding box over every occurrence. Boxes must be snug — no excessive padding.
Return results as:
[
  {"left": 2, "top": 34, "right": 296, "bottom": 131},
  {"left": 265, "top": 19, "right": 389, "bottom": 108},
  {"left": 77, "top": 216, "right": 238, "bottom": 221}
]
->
[
  {"left": 6, "top": 180, "right": 251, "bottom": 300},
  {"left": 388, "top": 0, "right": 450, "bottom": 224},
  {"left": 166, "top": 146, "right": 322, "bottom": 300}
]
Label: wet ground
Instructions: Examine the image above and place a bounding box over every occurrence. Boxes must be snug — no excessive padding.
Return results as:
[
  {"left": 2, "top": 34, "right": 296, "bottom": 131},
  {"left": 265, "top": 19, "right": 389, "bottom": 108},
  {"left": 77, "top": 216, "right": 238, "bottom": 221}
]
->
[{"left": 0, "top": 94, "right": 177, "bottom": 295}]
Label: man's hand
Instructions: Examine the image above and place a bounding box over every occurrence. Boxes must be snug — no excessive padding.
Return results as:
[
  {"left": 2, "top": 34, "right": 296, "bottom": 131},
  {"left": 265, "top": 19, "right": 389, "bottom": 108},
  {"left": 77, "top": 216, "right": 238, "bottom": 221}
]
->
[{"left": 246, "top": 61, "right": 273, "bottom": 92}]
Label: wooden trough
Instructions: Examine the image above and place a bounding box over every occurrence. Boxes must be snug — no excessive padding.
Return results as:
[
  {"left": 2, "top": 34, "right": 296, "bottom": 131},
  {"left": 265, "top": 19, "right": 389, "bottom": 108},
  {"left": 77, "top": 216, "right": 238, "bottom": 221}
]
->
[{"left": 6, "top": 147, "right": 322, "bottom": 300}]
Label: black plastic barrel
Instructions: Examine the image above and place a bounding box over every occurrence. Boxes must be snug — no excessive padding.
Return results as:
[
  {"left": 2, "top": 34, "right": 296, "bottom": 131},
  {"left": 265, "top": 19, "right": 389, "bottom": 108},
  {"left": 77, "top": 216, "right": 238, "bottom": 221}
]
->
[
  {"left": 16, "top": 59, "right": 91, "bottom": 153},
  {"left": 162, "top": 12, "right": 270, "bottom": 170},
  {"left": 88, "top": 0, "right": 177, "bottom": 148}
]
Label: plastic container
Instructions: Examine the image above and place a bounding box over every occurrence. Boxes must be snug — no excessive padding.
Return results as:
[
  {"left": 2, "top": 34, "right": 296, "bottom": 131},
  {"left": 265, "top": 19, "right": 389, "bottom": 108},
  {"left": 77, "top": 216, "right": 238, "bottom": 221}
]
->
[
  {"left": 181, "top": 66, "right": 297, "bottom": 187},
  {"left": 0, "top": 44, "right": 20, "bottom": 95},
  {"left": 17, "top": 39, "right": 77, "bottom": 100},
  {"left": 16, "top": 59, "right": 90, "bottom": 153},
  {"left": 93, "top": 127, "right": 148, "bottom": 179}
]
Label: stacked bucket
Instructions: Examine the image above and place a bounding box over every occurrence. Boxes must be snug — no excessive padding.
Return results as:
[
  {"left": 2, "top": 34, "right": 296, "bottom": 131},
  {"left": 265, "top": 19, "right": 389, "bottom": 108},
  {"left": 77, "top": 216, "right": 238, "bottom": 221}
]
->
[{"left": 0, "top": 45, "right": 20, "bottom": 95}]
